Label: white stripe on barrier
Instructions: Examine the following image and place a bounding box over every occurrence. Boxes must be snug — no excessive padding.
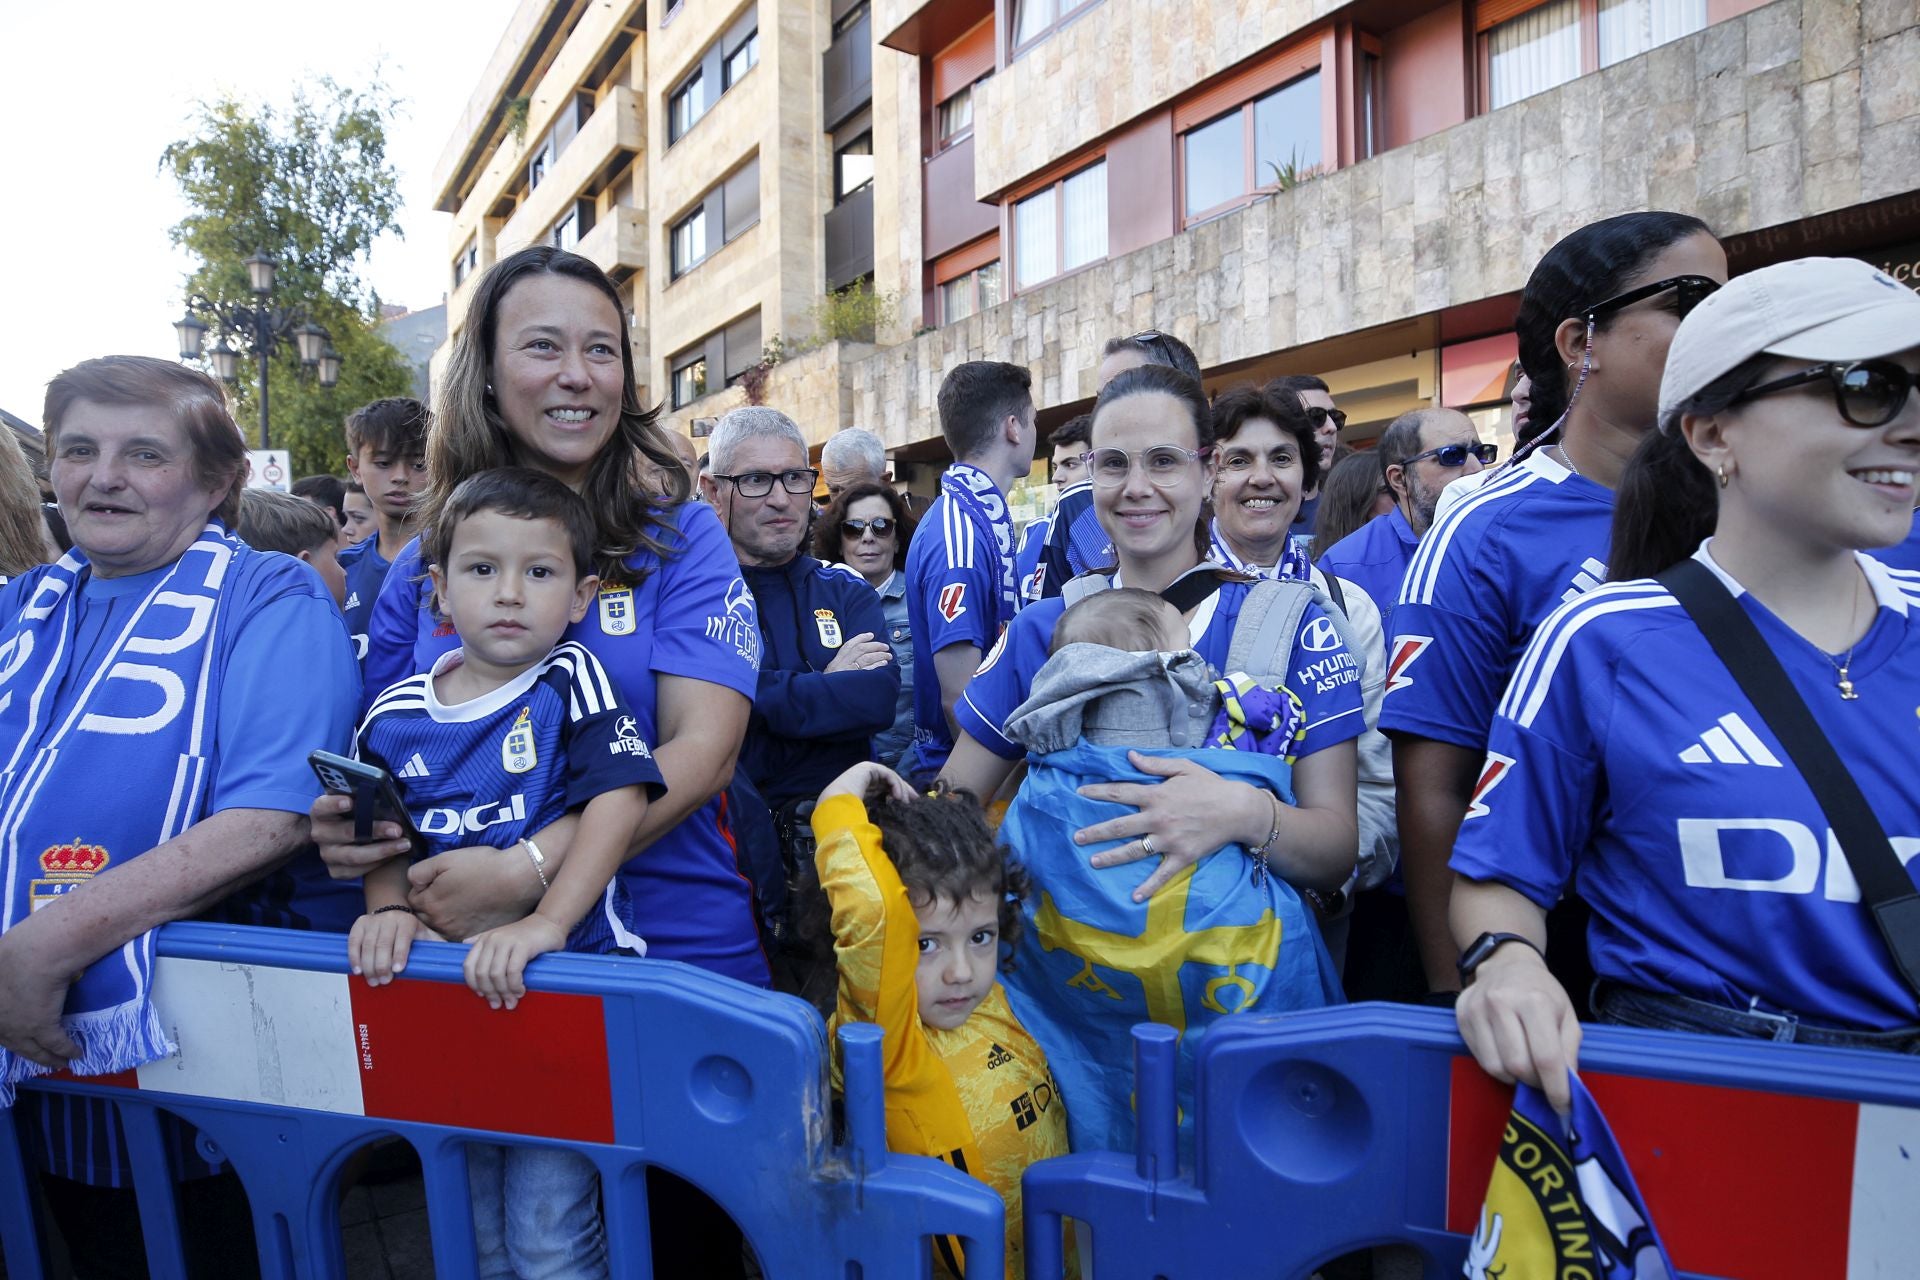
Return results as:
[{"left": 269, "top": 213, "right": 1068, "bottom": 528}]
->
[{"left": 1849, "top": 1102, "right": 1920, "bottom": 1277}]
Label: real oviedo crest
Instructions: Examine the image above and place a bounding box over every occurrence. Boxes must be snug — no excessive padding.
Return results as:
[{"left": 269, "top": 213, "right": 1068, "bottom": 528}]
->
[
  {"left": 32, "top": 839, "right": 109, "bottom": 912},
  {"left": 598, "top": 585, "right": 636, "bottom": 636},
  {"left": 814, "top": 608, "right": 843, "bottom": 649},
  {"left": 502, "top": 706, "right": 538, "bottom": 775}
]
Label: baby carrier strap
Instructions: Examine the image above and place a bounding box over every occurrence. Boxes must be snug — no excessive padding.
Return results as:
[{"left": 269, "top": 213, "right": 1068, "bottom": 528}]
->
[{"left": 1224, "top": 576, "right": 1361, "bottom": 686}]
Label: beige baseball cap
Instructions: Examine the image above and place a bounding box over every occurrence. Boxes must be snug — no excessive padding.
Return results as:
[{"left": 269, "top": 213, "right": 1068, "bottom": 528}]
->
[{"left": 1658, "top": 257, "right": 1920, "bottom": 422}]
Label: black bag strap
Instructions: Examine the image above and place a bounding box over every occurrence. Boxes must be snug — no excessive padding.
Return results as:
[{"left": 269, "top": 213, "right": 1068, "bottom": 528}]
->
[
  {"left": 1159, "top": 568, "right": 1228, "bottom": 613},
  {"left": 1658, "top": 558, "right": 1920, "bottom": 1008}
]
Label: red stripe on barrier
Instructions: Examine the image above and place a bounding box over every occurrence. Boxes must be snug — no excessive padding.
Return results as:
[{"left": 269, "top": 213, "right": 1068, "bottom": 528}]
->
[
  {"left": 1447, "top": 1057, "right": 1858, "bottom": 1278},
  {"left": 48, "top": 1067, "right": 139, "bottom": 1090},
  {"left": 348, "top": 978, "right": 615, "bottom": 1143}
]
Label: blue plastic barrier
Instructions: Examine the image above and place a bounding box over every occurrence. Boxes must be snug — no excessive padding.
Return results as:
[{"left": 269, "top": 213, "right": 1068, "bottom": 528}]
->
[
  {"left": 0, "top": 922, "right": 1003, "bottom": 1280},
  {"left": 1023, "top": 1004, "right": 1920, "bottom": 1280}
]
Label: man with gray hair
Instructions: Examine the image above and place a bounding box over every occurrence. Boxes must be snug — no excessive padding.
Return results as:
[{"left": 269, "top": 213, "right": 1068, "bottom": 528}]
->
[
  {"left": 702, "top": 405, "right": 899, "bottom": 808},
  {"left": 820, "top": 426, "right": 889, "bottom": 502}
]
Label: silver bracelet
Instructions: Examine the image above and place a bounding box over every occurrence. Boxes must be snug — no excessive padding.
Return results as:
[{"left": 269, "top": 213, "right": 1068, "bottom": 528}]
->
[
  {"left": 520, "top": 837, "right": 551, "bottom": 890},
  {"left": 1249, "top": 793, "right": 1284, "bottom": 887}
]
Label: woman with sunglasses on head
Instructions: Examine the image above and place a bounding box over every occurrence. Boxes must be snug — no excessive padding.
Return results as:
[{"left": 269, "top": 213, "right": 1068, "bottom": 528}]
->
[
  {"left": 942, "top": 365, "right": 1362, "bottom": 904},
  {"left": 1380, "top": 212, "right": 1726, "bottom": 1001},
  {"left": 1453, "top": 258, "right": 1920, "bottom": 1111},
  {"left": 815, "top": 481, "right": 919, "bottom": 767}
]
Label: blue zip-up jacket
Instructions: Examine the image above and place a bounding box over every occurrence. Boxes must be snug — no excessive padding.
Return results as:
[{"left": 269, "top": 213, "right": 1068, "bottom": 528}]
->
[{"left": 742, "top": 552, "right": 900, "bottom": 806}]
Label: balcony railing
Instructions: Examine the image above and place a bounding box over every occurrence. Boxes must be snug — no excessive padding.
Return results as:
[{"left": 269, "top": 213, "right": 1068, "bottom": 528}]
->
[
  {"left": 823, "top": 9, "right": 873, "bottom": 132},
  {"left": 825, "top": 184, "right": 875, "bottom": 291}
]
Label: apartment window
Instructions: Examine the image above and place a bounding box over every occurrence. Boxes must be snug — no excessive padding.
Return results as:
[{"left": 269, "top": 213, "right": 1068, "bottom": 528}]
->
[
  {"left": 528, "top": 141, "right": 550, "bottom": 191},
  {"left": 551, "top": 199, "right": 594, "bottom": 252},
  {"left": 668, "top": 9, "right": 761, "bottom": 146},
  {"left": 670, "top": 348, "right": 708, "bottom": 409},
  {"left": 723, "top": 27, "right": 758, "bottom": 88},
  {"left": 938, "top": 260, "right": 1002, "bottom": 324},
  {"left": 670, "top": 207, "right": 708, "bottom": 277},
  {"left": 669, "top": 71, "right": 707, "bottom": 142},
  {"left": 1179, "top": 68, "right": 1322, "bottom": 222},
  {"left": 452, "top": 238, "right": 478, "bottom": 288},
  {"left": 668, "top": 310, "right": 762, "bottom": 408},
  {"left": 1597, "top": 0, "right": 1706, "bottom": 66},
  {"left": 935, "top": 80, "right": 980, "bottom": 148},
  {"left": 1483, "top": 0, "right": 1703, "bottom": 110},
  {"left": 835, "top": 133, "right": 874, "bottom": 202},
  {"left": 1014, "top": 161, "right": 1106, "bottom": 290},
  {"left": 1011, "top": 0, "right": 1100, "bottom": 55},
  {"left": 721, "top": 312, "right": 763, "bottom": 387},
  {"left": 669, "top": 156, "right": 760, "bottom": 279}
]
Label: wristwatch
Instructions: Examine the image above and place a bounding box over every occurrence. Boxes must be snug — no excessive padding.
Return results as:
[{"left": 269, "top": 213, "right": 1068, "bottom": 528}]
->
[{"left": 1457, "top": 931, "right": 1542, "bottom": 987}]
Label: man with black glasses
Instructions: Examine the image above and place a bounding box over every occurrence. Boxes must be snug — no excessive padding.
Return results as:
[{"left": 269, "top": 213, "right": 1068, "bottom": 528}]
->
[
  {"left": 703, "top": 407, "right": 900, "bottom": 812},
  {"left": 1271, "top": 374, "right": 1344, "bottom": 540},
  {"left": 1320, "top": 407, "right": 1495, "bottom": 653}
]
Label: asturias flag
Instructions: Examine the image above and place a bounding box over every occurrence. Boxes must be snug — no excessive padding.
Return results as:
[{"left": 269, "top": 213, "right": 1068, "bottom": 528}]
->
[{"left": 999, "top": 744, "right": 1341, "bottom": 1155}]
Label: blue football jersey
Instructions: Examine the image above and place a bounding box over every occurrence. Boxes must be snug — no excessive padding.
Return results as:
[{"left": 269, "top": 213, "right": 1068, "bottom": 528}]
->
[
  {"left": 1453, "top": 546, "right": 1920, "bottom": 1029},
  {"left": 336, "top": 536, "right": 392, "bottom": 666},
  {"left": 955, "top": 575, "right": 1365, "bottom": 763},
  {"left": 904, "top": 466, "right": 1018, "bottom": 773},
  {"left": 362, "top": 501, "right": 768, "bottom": 986},
  {"left": 357, "top": 641, "right": 665, "bottom": 955},
  {"left": 1381, "top": 451, "right": 1614, "bottom": 752}
]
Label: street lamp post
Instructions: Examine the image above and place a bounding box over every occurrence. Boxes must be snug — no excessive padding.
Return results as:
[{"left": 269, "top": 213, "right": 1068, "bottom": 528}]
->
[{"left": 172, "top": 252, "right": 342, "bottom": 450}]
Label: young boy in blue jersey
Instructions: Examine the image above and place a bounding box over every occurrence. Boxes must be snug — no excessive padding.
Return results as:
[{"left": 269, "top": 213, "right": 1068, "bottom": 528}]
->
[
  {"left": 350, "top": 468, "right": 664, "bottom": 1280},
  {"left": 337, "top": 397, "right": 430, "bottom": 663}
]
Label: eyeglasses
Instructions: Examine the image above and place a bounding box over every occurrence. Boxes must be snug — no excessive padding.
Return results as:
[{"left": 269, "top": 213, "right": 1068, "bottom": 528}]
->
[
  {"left": 1401, "top": 442, "right": 1499, "bottom": 468},
  {"left": 1584, "top": 275, "right": 1721, "bottom": 323},
  {"left": 713, "top": 468, "right": 819, "bottom": 498},
  {"left": 1082, "top": 445, "right": 1210, "bottom": 488},
  {"left": 1726, "top": 360, "right": 1919, "bottom": 428},
  {"left": 1305, "top": 405, "right": 1348, "bottom": 432},
  {"left": 841, "top": 516, "right": 897, "bottom": 538}
]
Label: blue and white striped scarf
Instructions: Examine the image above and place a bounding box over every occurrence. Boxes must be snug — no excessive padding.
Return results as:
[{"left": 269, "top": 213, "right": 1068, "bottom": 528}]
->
[
  {"left": 940, "top": 463, "right": 1019, "bottom": 627},
  {"left": 0, "top": 527, "right": 239, "bottom": 1105},
  {"left": 1208, "top": 517, "right": 1314, "bottom": 583}
]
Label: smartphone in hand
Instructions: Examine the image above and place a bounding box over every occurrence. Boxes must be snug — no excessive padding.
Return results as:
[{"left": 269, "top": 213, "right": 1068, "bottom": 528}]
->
[{"left": 309, "top": 750, "right": 423, "bottom": 850}]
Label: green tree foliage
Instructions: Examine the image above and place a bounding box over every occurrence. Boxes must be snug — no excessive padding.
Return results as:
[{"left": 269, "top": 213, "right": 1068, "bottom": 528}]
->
[{"left": 163, "top": 77, "right": 414, "bottom": 476}]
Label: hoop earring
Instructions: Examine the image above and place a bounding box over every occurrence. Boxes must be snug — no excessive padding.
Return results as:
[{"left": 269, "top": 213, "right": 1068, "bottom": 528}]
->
[{"left": 1718, "top": 463, "right": 1729, "bottom": 489}]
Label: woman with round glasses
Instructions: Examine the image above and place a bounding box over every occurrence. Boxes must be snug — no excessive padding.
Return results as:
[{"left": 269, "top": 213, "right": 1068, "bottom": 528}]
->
[
  {"left": 814, "top": 481, "right": 919, "bottom": 767},
  {"left": 942, "top": 364, "right": 1363, "bottom": 903},
  {"left": 1452, "top": 258, "right": 1920, "bottom": 1109},
  {"left": 1381, "top": 212, "right": 1726, "bottom": 1000}
]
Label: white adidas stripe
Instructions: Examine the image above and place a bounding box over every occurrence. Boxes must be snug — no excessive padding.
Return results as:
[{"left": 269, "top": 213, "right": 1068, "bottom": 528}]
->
[
  {"left": 1498, "top": 582, "right": 1675, "bottom": 728},
  {"left": 1676, "top": 713, "right": 1781, "bottom": 767},
  {"left": 1400, "top": 463, "right": 1542, "bottom": 605}
]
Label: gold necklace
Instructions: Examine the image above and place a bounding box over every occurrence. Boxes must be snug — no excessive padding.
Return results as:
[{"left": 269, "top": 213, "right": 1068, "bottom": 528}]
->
[{"left": 1821, "top": 572, "right": 1866, "bottom": 701}]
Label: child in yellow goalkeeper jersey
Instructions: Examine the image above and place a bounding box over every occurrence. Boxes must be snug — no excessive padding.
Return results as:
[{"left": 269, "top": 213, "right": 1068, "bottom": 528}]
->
[{"left": 811, "top": 762, "right": 1071, "bottom": 1280}]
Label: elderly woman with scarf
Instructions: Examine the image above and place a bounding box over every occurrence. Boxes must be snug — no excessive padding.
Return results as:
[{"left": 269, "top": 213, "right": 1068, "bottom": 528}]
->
[{"left": 0, "top": 355, "right": 360, "bottom": 1272}]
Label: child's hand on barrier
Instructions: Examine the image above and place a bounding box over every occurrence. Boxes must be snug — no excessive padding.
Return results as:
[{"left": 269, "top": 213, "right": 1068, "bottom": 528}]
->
[
  {"left": 463, "top": 914, "right": 568, "bottom": 1010},
  {"left": 820, "top": 761, "right": 916, "bottom": 805},
  {"left": 350, "top": 909, "right": 442, "bottom": 986}
]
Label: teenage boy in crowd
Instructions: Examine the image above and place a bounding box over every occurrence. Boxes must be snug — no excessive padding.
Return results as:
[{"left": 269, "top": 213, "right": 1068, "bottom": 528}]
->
[{"left": 337, "top": 397, "right": 430, "bottom": 662}]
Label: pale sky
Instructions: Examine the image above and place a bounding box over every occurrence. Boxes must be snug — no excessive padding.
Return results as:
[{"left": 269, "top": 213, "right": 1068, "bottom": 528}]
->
[{"left": 0, "top": 0, "right": 521, "bottom": 422}]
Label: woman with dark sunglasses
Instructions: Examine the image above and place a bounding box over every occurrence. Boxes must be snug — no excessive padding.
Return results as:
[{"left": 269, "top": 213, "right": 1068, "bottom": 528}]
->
[
  {"left": 1381, "top": 212, "right": 1727, "bottom": 1001},
  {"left": 814, "top": 481, "right": 919, "bottom": 767},
  {"left": 1452, "top": 258, "right": 1920, "bottom": 1112}
]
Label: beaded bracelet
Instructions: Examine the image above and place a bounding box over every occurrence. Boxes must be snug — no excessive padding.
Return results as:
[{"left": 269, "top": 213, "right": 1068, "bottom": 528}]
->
[
  {"left": 372, "top": 904, "right": 417, "bottom": 916},
  {"left": 521, "top": 837, "right": 552, "bottom": 890}
]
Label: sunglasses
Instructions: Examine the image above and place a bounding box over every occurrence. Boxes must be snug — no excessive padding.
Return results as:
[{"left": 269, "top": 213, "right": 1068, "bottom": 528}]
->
[
  {"left": 841, "top": 516, "right": 897, "bottom": 538},
  {"left": 1402, "top": 442, "right": 1499, "bottom": 468},
  {"left": 1305, "top": 405, "right": 1348, "bottom": 432},
  {"left": 1584, "top": 274, "right": 1721, "bottom": 323},
  {"left": 1727, "top": 360, "right": 1919, "bottom": 428},
  {"left": 1125, "top": 330, "right": 1180, "bottom": 364}
]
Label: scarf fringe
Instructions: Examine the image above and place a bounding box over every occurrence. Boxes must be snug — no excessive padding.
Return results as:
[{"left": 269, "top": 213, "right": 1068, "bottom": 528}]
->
[{"left": 0, "top": 1000, "right": 176, "bottom": 1110}]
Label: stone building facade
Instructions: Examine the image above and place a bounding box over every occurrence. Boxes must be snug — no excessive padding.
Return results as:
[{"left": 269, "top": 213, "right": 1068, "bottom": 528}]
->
[{"left": 430, "top": 0, "right": 1920, "bottom": 477}]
